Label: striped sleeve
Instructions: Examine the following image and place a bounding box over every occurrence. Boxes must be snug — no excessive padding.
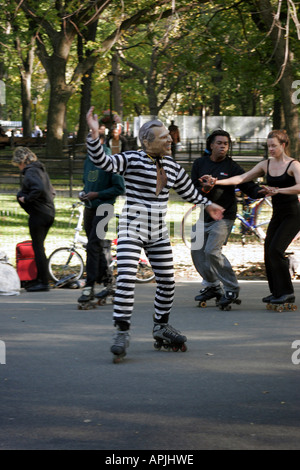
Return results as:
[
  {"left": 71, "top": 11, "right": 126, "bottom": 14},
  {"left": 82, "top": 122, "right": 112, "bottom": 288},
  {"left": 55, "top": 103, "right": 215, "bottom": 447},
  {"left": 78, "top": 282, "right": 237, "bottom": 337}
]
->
[
  {"left": 173, "top": 166, "right": 211, "bottom": 207},
  {"left": 87, "top": 136, "right": 127, "bottom": 174}
]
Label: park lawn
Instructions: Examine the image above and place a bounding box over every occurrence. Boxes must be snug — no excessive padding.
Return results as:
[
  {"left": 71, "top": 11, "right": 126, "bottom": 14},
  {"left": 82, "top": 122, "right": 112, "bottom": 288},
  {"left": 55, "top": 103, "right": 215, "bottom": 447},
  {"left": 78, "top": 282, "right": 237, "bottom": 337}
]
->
[{"left": 0, "top": 193, "right": 194, "bottom": 266}]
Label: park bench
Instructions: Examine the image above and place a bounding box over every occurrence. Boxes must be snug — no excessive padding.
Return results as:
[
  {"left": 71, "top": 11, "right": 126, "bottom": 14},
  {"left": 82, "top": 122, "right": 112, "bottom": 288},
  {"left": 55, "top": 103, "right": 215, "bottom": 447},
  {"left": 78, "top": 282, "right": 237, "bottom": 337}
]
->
[{"left": 0, "top": 136, "right": 46, "bottom": 149}]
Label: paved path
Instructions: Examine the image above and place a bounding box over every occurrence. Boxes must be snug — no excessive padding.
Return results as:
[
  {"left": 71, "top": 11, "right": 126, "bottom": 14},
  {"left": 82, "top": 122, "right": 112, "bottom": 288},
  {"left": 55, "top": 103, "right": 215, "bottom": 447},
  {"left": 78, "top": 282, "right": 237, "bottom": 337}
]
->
[{"left": 0, "top": 280, "right": 300, "bottom": 451}]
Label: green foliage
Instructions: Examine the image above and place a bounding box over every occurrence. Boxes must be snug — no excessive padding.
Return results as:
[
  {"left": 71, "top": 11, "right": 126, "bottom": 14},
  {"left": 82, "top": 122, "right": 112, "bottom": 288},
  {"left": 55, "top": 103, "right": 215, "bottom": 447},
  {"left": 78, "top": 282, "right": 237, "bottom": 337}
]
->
[{"left": 0, "top": 0, "right": 299, "bottom": 132}]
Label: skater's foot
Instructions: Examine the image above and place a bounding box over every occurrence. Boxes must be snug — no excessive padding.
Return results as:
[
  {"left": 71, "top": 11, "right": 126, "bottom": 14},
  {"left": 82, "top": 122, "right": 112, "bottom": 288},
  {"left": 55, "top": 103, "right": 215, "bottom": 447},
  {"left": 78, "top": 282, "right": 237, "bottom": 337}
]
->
[
  {"left": 153, "top": 323, "right": 187, "bottom": 352},
  {"left": 153, "top": 323, "right": 187, "bottom": 344},
  {"left": 95, "top": 285, "right": 115, "bottom": 299},
  {"left": 262, "top": 294, "right": 275, "bottom": 303},
  {"left": 195, "top": 285, "right": 223, "bottom": 302},
  {"left": 78, "top": 286, "right": 94, "bottom": 303},
  {"left": 111, "top": 328, "right": 130, "bottom": 361},
  {"left": 219, "top": 291, "right": 241, "bottom": 310},
  {"left": 270, "top": 293, "right": 295, "bottom": 304}
]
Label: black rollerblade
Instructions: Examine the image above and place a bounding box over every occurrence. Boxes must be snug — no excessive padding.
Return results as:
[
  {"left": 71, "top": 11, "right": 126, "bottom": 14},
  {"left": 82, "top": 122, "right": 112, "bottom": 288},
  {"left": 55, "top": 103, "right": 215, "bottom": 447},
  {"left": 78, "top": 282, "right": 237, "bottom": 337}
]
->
[
  {"left": 195, "top": 285, "right": 223, "bottom": 308},
  {"left": 77, "top": 286, "right": 97, "bottom": 310},
  {"left": 266, "top": 294, "right": 297, "bottom": 312},
  {"left": 153, "top": 323, "right": 187, "bottom": 352},
  {"left": 95, "top": 285, "right": 115, "bottom": 305},
  {"left": 218, "top": 291, "right": 241, "bottom": 311},
  {"left": 111, "top": 328, "right": 130, "bottom": 363}
]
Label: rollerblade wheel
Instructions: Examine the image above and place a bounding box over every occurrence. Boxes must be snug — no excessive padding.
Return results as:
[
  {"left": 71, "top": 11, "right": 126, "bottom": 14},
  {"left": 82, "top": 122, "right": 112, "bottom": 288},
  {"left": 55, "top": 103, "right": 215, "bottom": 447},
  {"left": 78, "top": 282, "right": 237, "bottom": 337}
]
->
[
  {"left": 98, "top": 298, "right": 106, "bottom": 306},
  {"left": 180, "top": 343, "right": 187, "bottom": 352},
  {"left": 291, "top": 305, "right": 297, "bottom": 311},
  {"left": 113, "top": 354, "right": 126, "bottom": 364},
  {"left": 172, "top": 345, "right": 179, "bottom": 352},
  {"left": 154, "top": 341, "right": 162, "bottom": 350},
  {"left": 199, "top": 301, "right": 207, "bottom": 308}
]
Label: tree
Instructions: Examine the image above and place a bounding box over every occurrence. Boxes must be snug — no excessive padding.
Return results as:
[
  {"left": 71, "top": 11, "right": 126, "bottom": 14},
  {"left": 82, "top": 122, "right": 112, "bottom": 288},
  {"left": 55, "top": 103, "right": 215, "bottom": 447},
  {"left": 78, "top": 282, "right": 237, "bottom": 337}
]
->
[
  {"left": 118, "top": 20, "right": 189, "bottom": 117},
  {"left": 16, "top": 0, "right": 206, "bottom": 157},
  {"left": 248, "top": 0, "right": 300, "bottom": 156}
]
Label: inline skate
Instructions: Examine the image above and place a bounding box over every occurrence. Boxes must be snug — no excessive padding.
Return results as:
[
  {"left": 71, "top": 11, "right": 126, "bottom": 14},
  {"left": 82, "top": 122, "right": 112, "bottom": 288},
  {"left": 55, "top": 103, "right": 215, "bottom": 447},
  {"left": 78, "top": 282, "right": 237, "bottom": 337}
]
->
[
  {"left": 111, "top": 327, "right": 130, "bottom": 363},
  {"left": 153, "top": 323, "right": 187, "bottom": 352}
]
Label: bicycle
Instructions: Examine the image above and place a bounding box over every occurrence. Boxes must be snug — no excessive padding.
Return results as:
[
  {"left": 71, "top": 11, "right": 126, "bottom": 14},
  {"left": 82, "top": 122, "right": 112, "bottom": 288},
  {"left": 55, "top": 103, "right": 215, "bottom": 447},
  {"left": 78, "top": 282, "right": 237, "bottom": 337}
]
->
[
  {"left": 48, "top": 202, "right": 155, "bottom": 284},
  {"left": 181, "top": 193, "right": 273, "bottom": 249}
]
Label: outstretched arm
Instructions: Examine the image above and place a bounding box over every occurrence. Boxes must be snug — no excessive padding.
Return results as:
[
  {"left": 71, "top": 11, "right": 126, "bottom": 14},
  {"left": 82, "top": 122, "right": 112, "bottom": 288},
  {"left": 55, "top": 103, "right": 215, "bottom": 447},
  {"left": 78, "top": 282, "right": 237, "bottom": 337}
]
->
[
  {"left": 87, "top": 106, "right": 99, "bottom": 140},
  {"left": 216, "top": 161, "right": 266, "bottom": 186}
]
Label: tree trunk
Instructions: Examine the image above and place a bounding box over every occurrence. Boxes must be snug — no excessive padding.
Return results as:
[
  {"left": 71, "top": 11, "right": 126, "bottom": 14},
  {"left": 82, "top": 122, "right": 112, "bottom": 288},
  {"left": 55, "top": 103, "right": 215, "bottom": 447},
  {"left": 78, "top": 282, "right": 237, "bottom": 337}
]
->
[
  {"left": 112, "top": 53, "right": 123, "bottom": 119},
  {"left": 212, "top": 55, "right": 222, "bottom": 116},
  {"left": 252, "top": 0, "right": 299, "bottom": 157},
  {"left": 46, "top": 68, "right": 73, "bottom": 157},
  {"left": 76, "top": 69, "right": 93, "bottom": 144},
  {"left": 77, "top": 20, "right": 98, "bottom": 144},
  {"left": 20, "top": 71, "right": 32, "bottom": 137},
  {"left": 273, "top": 96, "right": 282, "bottom": 129}
]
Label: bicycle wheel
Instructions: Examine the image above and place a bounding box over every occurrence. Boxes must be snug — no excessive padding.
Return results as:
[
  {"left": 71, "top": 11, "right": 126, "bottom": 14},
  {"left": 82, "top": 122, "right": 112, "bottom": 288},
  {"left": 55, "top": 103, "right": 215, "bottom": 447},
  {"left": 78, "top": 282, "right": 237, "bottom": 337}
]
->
[
  {"left": 136, "top": 249, "right": 155, "bottom": 283},
  {"left": 253, "top": 197, "right": 272, "bottom": 241},
  {"left": 48, "top": 247, "right": 84, "bottom": 282}
]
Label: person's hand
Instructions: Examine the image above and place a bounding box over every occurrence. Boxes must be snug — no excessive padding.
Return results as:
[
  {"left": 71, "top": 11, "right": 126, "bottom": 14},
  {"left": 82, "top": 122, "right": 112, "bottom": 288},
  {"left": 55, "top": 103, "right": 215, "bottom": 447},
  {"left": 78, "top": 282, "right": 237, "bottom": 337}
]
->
[
  {"left": 259, "top": 185, "right": 279, "bottom": 196},
  {"left": 86, "top": 106, "right": 99, "bottom": 140},
  {"left": 199, "top": 175, "right": 217, "bottom": 193},
  {"left": 84, "top": 191, "right": 99, "bottom": 201},
  {"left": 205, "top": 202, "right": 224, "bottom": 220}
]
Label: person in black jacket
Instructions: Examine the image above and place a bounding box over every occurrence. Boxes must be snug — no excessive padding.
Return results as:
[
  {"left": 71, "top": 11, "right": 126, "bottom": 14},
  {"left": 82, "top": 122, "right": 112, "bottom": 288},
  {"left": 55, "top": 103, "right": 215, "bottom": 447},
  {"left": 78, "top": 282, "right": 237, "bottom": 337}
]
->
[
  {"left": 191, "top": 129, "right": 263, "bottom": 307},
  {"left": 12, "top": 147, "right": 55, "bottom": 292},
  {"left": 77, "top": 136, "right": 125, "bottom": 304}
]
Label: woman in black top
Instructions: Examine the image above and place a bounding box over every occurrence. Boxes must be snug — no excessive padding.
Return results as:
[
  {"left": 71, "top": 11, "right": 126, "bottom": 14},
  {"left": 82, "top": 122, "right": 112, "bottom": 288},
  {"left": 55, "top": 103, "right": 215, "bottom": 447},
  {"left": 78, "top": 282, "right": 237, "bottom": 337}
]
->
[
  {"left": 215, "top": 130, "right": 300, "bottom": 305},
  {"left": 12, "top": 147, "right": 55, "bottom": 291}
]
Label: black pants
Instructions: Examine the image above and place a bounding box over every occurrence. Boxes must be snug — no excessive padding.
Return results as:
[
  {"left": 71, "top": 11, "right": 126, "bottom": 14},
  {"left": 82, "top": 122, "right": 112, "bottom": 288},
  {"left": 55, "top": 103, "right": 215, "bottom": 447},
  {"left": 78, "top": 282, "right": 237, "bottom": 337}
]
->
[
  {"left": 84, "top": 207, "right": 111, "bottom": 288},
  {"left": 264, "top": 203, "right": 300, "bottom": 297},
  {"left": 29, "top": 211, "right": 54, "bottom": 285}
]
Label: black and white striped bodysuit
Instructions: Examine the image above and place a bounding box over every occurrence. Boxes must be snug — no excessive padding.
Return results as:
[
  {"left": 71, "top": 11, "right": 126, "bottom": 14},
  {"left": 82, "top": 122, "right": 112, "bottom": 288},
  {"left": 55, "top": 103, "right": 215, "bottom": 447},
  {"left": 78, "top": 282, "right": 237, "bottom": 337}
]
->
[{"left": 87, "top": 136, "right": 212, "bottom": 325}]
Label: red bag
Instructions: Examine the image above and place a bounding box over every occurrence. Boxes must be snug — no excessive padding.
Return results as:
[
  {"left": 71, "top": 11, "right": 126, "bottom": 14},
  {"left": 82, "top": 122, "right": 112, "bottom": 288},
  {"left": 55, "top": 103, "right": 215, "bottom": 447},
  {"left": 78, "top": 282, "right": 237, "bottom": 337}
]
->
[{"left": 16, "top": 240, "right": 37, "bottom": 281}]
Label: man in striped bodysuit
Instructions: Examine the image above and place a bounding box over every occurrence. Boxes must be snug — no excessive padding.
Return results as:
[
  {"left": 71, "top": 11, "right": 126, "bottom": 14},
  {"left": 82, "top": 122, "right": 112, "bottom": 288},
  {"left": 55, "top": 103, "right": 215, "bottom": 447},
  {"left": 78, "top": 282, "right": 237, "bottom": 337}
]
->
[{"left": 86, "top": 106, "right": 224, "bottom": 361}]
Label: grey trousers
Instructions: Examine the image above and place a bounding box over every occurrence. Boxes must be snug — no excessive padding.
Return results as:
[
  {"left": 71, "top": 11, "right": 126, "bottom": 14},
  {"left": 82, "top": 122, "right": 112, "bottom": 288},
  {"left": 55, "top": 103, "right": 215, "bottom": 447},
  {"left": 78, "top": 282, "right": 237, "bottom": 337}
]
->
[{"left": 191, "top": 218, "right": 239, "bottom": 293}]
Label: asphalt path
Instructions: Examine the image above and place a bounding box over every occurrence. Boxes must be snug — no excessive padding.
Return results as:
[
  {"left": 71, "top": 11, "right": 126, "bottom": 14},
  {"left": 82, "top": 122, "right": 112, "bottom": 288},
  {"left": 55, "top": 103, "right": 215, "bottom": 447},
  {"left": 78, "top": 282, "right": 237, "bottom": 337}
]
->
[{"left": 0, "top": 280, "right": 300, "bottom": 451}]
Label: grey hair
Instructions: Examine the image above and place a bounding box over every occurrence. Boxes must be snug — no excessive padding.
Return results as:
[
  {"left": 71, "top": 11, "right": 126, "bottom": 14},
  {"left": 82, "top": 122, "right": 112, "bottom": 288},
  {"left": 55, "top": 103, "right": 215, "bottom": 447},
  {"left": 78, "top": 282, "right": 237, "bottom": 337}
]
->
[
  {"left": 139, "top": 120, "right": 164, "bottom": 150},
  {"left": 11, "top": 147, "right": 37, "bottom": 166}
]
